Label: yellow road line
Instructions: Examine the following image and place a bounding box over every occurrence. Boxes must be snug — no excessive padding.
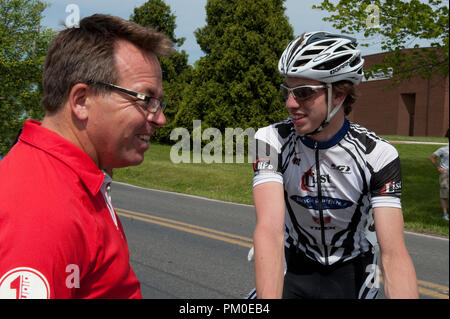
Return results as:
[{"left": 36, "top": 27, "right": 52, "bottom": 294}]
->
[
  {"left": 117, "top": 207, "right": 449, "bottom": 299},
  {"left": 116, "top": 209, "right": 252, "bottom": 248},
  {"left": 418, "top": 286, "right": 448, "bottom": 299},
  {"left": 117, "top": 208, "right": 253, "bottom": 243},
  {"left": 417, "top": 279, "right": 448, "bottom": 293},
  {"left": 417, "top": 280, "right": 448, "bottom": 299},
  {"left": 378, "top": 276, "right": 448, "bottom": 299}
]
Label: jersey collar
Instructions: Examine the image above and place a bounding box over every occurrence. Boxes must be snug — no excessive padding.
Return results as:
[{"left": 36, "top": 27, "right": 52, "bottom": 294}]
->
[
  {"left": 19, "top": 119, "right": 104, "bottom": 196},
  {"left": 299, "top": 119, "right": 350, "bottom": 149}
]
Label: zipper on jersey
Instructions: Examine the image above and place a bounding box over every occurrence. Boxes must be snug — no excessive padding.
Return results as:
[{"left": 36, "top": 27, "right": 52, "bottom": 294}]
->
[{"left": 314, "top": 141, "right": 329, "bottom": 265}]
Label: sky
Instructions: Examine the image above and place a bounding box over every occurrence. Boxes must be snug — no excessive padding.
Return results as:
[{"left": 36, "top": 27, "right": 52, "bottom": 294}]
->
[{"left": 40, "top": 0, "right": 422, "bottom": 65}]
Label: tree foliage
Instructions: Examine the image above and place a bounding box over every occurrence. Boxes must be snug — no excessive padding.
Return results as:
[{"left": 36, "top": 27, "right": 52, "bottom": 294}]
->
[
  {"left": 173, "top": 0, "right": 294, "bottom": 137},
  {"left": 130, "top": 0, "right": 193, "bottom": 143},
  {"left": 313, "top": 0, "right": 449, "bottom": 82},
  {"left": 0, "top": 0, "right": 55, "bottom": 155}
]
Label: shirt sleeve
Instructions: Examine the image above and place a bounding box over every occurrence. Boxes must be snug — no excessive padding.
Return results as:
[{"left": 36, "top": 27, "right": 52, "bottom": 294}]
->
[
  {"left": 369, "top": 144, "right": 402, "bottom": 209},
  {"left": 0, "top": 203, "right": 92, "bottom": 299},
  {"left": 433, "top": 146, "right": 449, "bottom": 170},
  {"left": 433, "top": 147, "right": 443, "bottom": 157},
  {"left": 252, "top": 126, "right": 284, "bottom": 187}
]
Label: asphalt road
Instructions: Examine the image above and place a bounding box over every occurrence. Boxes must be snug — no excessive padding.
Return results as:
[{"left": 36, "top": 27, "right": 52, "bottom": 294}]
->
[{"left": 111, "top": 182, "right": 449, "bottom": 299}]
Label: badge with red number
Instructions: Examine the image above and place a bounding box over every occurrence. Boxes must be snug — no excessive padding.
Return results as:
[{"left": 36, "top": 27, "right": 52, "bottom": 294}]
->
[{"left": 0, "top": 267, "right": 50, "bottom": 299}]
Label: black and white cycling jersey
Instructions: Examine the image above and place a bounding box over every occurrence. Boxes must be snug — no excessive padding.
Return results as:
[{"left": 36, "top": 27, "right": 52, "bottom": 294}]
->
[{"left": 253, "top": 118, "right": 402, "bottom": 266}]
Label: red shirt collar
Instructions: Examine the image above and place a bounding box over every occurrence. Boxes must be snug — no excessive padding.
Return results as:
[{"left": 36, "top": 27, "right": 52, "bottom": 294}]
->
[{"left": 19, "top": 119, "right": 104, "bottom": 196}]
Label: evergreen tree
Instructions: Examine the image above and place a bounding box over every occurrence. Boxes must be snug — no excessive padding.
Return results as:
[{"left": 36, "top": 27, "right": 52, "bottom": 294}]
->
[{"left": 174, "top": 0, "right": 294, "bottom": 135}]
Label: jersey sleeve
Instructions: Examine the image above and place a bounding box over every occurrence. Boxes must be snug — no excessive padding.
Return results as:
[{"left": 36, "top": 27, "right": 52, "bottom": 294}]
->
[
  {"left": 433, "top": 147, "right": 444, "bottom": 157},
  {"left": 252, "top": 126, "right": 284, "bottom": 187},
  {"left": 433, "top": 146, "right": 448, "bottom": 169},
  {"left": 368, "top": 143, "right": 402, "bottom": 209}
]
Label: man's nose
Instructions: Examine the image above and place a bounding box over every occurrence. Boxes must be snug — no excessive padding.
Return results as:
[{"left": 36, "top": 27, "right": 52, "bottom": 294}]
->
[{"left": 147, "top": 109, "right": 166, "bottom": 127}]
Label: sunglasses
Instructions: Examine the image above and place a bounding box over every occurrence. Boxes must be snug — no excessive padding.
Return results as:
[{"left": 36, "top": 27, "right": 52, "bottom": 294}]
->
[
  {"left": 280, "top": 84, "right": 326, "bottom": 101},
  {"left": 87, "top": 81, "right": 167, "bottom": 113}
]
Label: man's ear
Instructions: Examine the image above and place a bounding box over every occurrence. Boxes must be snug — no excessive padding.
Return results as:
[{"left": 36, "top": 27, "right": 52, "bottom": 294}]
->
[
  {"left": 68, "top": 83, "right": 91, "bottom": 121},
  {"left": 333, "top": 91, "right": 347, "bottom": 107}
]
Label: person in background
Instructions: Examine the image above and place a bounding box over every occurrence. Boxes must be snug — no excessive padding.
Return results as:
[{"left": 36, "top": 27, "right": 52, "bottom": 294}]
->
[
  {"left": 0, "top": 14, "right": 172, "bottom": 299},
  {"left": 430, "top": 139, "right": 449, "bottom": 221}
]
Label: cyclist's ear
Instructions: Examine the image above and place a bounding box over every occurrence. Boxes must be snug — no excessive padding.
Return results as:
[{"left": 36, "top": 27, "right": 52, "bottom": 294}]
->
[{"left": 332, "top": 91, "right": 347, "bottom": 108}]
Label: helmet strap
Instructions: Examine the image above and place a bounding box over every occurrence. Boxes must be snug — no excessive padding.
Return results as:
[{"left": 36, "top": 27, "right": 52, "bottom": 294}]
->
[
  {"left": 305, "top": 83, "right": 343, "bottom": 136},
  {"left": 326, "top": 83, "right": 344, "bottom": 123}
]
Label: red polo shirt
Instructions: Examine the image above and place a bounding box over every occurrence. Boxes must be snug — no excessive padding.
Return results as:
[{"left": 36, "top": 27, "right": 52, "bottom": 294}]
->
[{"left": 0, "top": 120, "right": 142, "bottom": 299}]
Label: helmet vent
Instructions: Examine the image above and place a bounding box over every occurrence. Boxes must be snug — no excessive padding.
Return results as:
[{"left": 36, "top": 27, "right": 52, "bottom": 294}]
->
[
  {"left": 293, "top": 59, "right": 310, "bottom": 67},
  {"left": 335, "top": 46, "right": 347, "bottom": 52},
  {"left": 312, "top": 54, "right": 352, "bottom": 71},
  {"left": 335, "top": 44, "right": 355, "bottom": 52},
  {"left": 350, "top": 55, "right": 361, "bottom": 67},
  {"left": 303, "top": 49, "right": 323, "bottom": 56},
  {"left": 318, "top": 41, "right": 336, "bottom": 47}
]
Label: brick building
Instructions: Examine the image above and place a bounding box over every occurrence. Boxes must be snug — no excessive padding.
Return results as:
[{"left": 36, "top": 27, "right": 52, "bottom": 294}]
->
[{"left": 347, "top": 50, "right": 449, "bottom": 137}]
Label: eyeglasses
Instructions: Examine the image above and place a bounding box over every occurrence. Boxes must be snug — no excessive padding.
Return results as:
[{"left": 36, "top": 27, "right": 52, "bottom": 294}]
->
[
  {"left": 280, "top": 84, "right": 326, "bottom": 101},
  {"left": 88, "top": 81, "right": 167, "bottom": 113}
]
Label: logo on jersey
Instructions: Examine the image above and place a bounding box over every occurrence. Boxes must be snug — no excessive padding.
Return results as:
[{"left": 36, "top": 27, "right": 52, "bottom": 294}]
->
[
  {"left": 253, "top": 158, "right": 275, "bottom": 172},
  {"left": 330, "top": 163, "right": 351, "bottom": 174},
  {"left": 0, "top": 267, "right": 50, "bottom": 299},
  {"left": 381, "top": 180, "right": 402, "bottom": 195},
  {"left": 290, "top": 195, "right": 353, "bottom": 210},
  {"left": 311, "top": 215, "right": 335, "bottom": 230},
  {"left": 292, "top": 152, "right": 301, "bottom": 166},
  {"left": 312, "top": 216, "right": 331, "bottom": 224},
  {"left": 301, "top": 166, "right": 332, "bottom": 192}
]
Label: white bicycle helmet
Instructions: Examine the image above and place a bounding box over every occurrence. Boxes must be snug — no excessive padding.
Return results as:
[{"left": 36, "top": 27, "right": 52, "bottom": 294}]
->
[
  {"left": 278, "top": 31, "right": 364, "bottom": 84},
  {"left": 278, "top": 31, "right": 365, "bottom": 135}
]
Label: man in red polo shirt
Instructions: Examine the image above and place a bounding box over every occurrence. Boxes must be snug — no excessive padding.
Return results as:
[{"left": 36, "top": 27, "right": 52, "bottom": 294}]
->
[{"left": 0, "top": 14, "right": 172, "bottom": 299}]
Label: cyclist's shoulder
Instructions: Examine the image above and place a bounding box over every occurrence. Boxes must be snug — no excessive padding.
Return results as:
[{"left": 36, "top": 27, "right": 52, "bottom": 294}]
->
[
  {"left": 345, "top": 122, "right": 400, "bottom": 170},
  {"left": 255, "top": 118, "right": 294, "bottom": 141},
  {"left": 346, "top": 122, "right": 394, "bottom": 152}
]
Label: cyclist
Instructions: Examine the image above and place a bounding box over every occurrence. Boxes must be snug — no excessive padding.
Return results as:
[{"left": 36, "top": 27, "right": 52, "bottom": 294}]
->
[{"left": 252, "top": 31, "right": 419, "bottom": 299}]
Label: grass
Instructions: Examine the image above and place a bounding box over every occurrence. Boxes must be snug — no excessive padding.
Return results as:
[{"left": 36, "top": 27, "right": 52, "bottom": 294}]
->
[
  {"left": 114, "top": 144, "right": 254, "bottom": 204},
  {"left": 114, "top": 140, "right": 449, "bottom": 237},
  {"left": 380, "top": 135, "right": 448, "bottom": 143},
  {"left": 395, "top": 143, "right": 448, "bottom": 236}
]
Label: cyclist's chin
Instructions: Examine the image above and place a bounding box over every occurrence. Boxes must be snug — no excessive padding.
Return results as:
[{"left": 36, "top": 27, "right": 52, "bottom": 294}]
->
[
  {"left": 293, "top": 116, "right": 324, "bottom": 136},
  {"left": 293, "top": 123, "right": 312, "bottom": 136}
]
